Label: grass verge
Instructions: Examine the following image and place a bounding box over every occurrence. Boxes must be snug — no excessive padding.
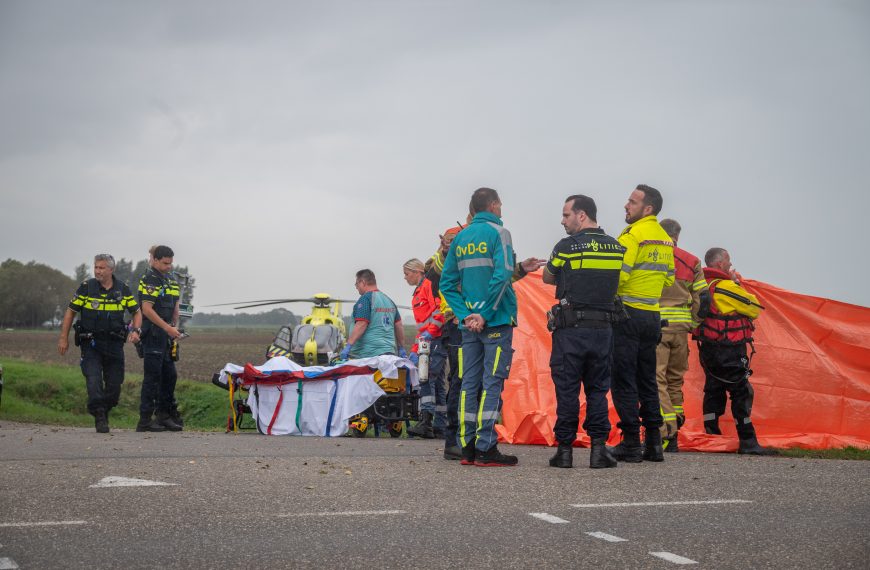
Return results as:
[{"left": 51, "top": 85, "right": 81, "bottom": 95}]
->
[
  {"left": 0, "top": 358, "right": 230, "bottom": 431},
  {"left": 776, "top": 447, "right": 870, "bottom": 461}
]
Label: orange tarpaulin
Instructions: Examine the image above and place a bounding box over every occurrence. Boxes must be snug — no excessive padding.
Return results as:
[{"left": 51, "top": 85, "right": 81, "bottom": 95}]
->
[{"left": 495, "top": 272, "right": 870, "bottom": 451}]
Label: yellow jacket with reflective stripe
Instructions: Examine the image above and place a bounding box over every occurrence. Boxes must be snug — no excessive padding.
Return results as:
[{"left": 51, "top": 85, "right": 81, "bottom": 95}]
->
[{"left": 617, "top": 216, "right": 675, "bottom": 311}]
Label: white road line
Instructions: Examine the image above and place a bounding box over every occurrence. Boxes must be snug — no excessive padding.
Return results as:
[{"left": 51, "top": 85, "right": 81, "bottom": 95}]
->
[
  {"left": 90, "top": 476, "right": 176, "bottom": 488},
  {"left": 584, "top": 531, "right": 627, "bottom": 542},
  {"left": 650, "top": 551, "right": 698, "bottom": 565},
  {"left": 0, "top": 521, "right": 88, "bottom": 528},
  {"left": 528, "top": 513, "right": 570, "bottom": 524},
  {"left": 571, "top": 500, "right": 752, "bottom": 508},
  {"left": 277, "top": 510, "right": 406, "bottom": 517},
  {"left": 0, "top": 558, "right": 18, "bottom": 570}
]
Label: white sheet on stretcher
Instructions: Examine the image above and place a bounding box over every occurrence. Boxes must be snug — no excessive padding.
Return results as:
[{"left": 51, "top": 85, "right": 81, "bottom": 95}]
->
[{"left": 217, "top": 355, "right": 418, "bottom": 436}]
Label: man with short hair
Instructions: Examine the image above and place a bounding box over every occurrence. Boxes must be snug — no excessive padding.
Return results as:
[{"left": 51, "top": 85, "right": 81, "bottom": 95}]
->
[
  {"left": 655, "top": 219, "right": 710, "bottom": 452},
  {"left": 543, "top": 195, "right": 623, "bottom": 469},
  {"left": 440, "top": 187, "right": 544, "bottom": 467},
  {"left": 137, "top": 245, "right": 183, "bottom": 432},
  {"left": 341, "top": 269, "right": 407, "bottom": 360},
  {"left": 609, "top": 185, "right": 675, "bottom": 463},
  {"left": 695, "top": 248, "right": 774, "bottom": 455},
  {"left": 59, "top": 254, "right": 142, "bottom": 433}
]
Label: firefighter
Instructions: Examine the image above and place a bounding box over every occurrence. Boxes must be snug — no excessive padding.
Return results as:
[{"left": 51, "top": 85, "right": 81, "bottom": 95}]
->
[
  {"left": 137, "top": 245, "right": 183, "bottom": 432},
  {"left": 543, "top": 195, "right": 623, "bottom": 469},
  {"left": 440, "top": 187, "right": 544, "bottom": 467},
  {"left": 340, "top": 269, "right": 407, "bottom": 360},
  {"left": 402, "top": 258, "right": 447, "bottom": 439},
  {"left": 58, "top": 254, "right": 142, "bottom": 433},
  {"left": 609, "top": 185, "right": 675, "bottom": 463},
  {"left": 655, "top": 219, "right": 710, "bottom": 452},
  {"left": 694, "top": 248, "right": 775, "bottom": 455}
]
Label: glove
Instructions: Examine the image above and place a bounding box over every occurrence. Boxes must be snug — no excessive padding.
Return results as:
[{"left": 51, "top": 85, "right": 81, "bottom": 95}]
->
[
  {"left": 339, "top": 344, "right": 352, "bottom": 360},
  {"left": 398, "top": 346, "right": 408, "bottom": 359},
  {"left": 419, "top": 331, "right": 433, "bottom": 341},
  {"left": 409, "top": 352, "right": 419, "bottom": 366}
]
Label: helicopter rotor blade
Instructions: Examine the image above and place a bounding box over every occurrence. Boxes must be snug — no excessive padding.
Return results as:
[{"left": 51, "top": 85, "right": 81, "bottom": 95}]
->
[
  {"left": 203, "top": 299, "right": 294, "bottom": 307},
  {"left": 231, "top": 300, "right": 299, "bottom": 310}
]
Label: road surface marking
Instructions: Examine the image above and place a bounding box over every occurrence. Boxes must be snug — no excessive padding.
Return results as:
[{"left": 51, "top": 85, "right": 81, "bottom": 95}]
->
[
  {"left": 0, "top": 521, "right": 88, "bottom": 528},
  {"left": 571, "top": 500, "right": 752, "bottom": 508},
  {"left": 0, "top": 558, "right": 18, "bottom": 569},
  {"left": 278, "top": 510, "right": 406, "bottom": 517},
  {"left": 529, "top": 513, "right": 570, "bottom": 524},
  {"left": 90, "top": 476, "right": 176, "bottom": 488},
  {"left": 585, "top": 531, "right": 628, "bottom": 542},
  {"left": 650, "top": 551, "right": 698, "bottom": 565}
]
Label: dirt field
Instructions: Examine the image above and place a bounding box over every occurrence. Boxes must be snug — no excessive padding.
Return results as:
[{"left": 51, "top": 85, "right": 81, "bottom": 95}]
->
[{"left": 0, "top": 328, "right": 276, "bottom": 382}]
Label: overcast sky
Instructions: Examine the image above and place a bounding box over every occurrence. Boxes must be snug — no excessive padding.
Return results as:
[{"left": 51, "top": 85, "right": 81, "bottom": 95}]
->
[{"left": 1, "top": 0, "right": 868, "bottom": 315}]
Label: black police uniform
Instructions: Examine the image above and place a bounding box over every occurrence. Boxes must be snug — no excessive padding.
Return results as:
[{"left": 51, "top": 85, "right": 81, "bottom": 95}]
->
[
  {"left": 546, "top": 228, "right": 624, "bottom": 444},
  {"left": 138, "top": 267, "right": 180, "bottom": 421},
  {"left": 68, "top": 277, "right": 139, "bottom": 417}
]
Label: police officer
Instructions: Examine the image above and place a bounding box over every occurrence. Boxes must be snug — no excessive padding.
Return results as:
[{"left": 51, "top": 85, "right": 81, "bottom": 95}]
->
[
  {"left": 137, "top": 245, "right": 183, "bottom": 432},
  {"left": 543, "top": 195, "right": 623, "bottom": 469},
  {"left": 609, "top": 185, "right": 675, "bottom": 463},
  {"left": 58, "top": 254, "right": 142, "bottom": 433}
]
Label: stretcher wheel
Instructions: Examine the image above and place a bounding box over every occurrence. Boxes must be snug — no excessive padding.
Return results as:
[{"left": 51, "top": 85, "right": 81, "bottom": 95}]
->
[
  {"left": 349, "top": 414, "right": 369, "bottom": 437},
  {"left": 388, "top": 422, "right": 404, "bottom": 438}
]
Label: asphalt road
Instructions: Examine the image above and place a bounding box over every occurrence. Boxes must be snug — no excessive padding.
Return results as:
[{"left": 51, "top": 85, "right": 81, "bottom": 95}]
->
[{"left": 0, "top": 422, "right": 867, "bottom": 569}]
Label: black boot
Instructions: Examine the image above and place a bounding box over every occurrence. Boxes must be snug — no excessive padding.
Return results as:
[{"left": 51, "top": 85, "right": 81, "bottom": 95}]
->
[
  {"left": 136, "top": 413, "right": 166, "bottom": 432},
  {"left": 407, "top": 412, "right": 435, "bottom": 439},
  {"left": 156, "top": 411, "right": 183, "bottom": 432},
  {"left": 590, "top": 438, "right": 617, "bottom": 469},
  {"left": 607, "top": 433, "right": 643, "bottom": 463},
  {"left": 548, "top": 443, "right": 573, "bottom": 468},
  {"left": 94, "top": 410, "right": 109, "bottom": 434},
  {"left": 170, "top": 406, "right": 184, "bottom": 428},
  {"left": 643, "top": 430, "right": 664, "bottom": 462},
  {"left": 704, "top": 418, "right": 722, "bottom": 435},
  {"left": 460, "top": 441, "right": 476, "bottom": 465},
  {"left": 738, "top": 435, "right": 777, "bottom": 456},
  {"left": 443, "top": 445, "right": 462, "bottom": 460},
  {"left": 474, "top": 445, "right": 518, "bottom": 467},
  {"left": 664, "top": 434, "right": 679, "bottom": 453}
]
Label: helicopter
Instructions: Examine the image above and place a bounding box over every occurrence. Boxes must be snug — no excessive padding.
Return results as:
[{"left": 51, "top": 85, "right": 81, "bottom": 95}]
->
[{"left": 207, "top": 293, "right": 353, "bottom": 366}]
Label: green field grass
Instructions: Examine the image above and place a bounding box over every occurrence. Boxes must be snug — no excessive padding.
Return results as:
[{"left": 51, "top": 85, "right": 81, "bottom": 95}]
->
[{"left": 0, "top": 359, "right": 231, "bottom": 431}]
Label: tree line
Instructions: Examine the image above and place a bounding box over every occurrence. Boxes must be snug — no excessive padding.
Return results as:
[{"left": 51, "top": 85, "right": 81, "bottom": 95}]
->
[{"left": 0, "top": 257, "right": 193, "bottom": 328}]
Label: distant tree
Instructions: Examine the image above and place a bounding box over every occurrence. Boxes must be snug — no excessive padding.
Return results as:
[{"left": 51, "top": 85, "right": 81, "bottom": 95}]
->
[
  {"left": 74, "top": 263, "right": 90, "bottom": 282},
  {"left": 0, "top": 259, "right": 76, "bottom": 327},
  {"left": 113, "top": 258, "right": 134, "bottom": 286},
  {"left": 132, "top": 259, "right": 149, "bottom": 283}
]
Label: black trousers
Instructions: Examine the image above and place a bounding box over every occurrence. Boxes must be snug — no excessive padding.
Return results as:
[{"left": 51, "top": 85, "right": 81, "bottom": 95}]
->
[
  {"left": 443, "top": 320, "right": 462, "bottom": 448},
  {"left": 611, "top": 306, "right": 663, "bottom": 435},
  {"left": 700, "top": 342, "right": 756, "bottom": 438},
  {"left": 80, "top": 340, "right": 125, "bottom": 415},
  {"left": 140, "top": 333, "right": 178, "bottom": 416},
  {"left": 549, "top": 325, "right": 613, "bottom": 442}
]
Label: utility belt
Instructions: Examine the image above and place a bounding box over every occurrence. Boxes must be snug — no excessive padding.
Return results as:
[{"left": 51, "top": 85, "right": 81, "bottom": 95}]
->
[
  {"left": 547, "top": 301, "right": 623, "bottom": 331},
  {"left": 73, "top": 321, "right": 128, "bottom": 346}
]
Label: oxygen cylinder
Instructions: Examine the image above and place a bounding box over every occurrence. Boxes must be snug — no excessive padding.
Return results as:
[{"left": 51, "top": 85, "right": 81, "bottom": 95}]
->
[{"left": 418, "top": 339, "right": 430, "bottom": 383}]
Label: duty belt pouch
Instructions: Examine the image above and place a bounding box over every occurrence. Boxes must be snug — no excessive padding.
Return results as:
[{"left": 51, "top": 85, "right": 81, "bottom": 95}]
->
[{"left": 73, "top": 321, "right": 82, "bottom": 347}]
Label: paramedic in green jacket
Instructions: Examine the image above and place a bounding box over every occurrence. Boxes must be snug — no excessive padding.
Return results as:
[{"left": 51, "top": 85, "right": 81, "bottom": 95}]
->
[
  {"left": 341, "top": 269, "right": 407, "bottom": 360},
  {"left": 440, "top": 188, "right": 542, "bottom": 467}
]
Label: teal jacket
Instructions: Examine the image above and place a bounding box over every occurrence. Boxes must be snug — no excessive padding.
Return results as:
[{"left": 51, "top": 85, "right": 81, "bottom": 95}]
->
[{"left": 440, "top": 211, "right": 518, "bottom": 329}]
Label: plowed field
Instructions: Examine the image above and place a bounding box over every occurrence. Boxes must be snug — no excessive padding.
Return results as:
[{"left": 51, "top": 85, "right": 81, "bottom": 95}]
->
[{"left": 0, "top": 329, "right": 275, "bottom": 382}]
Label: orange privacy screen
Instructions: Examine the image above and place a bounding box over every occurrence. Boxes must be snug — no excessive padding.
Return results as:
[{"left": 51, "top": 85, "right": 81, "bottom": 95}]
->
[{"left": 495, "top": 272, "right": 870, "bottom": 451}]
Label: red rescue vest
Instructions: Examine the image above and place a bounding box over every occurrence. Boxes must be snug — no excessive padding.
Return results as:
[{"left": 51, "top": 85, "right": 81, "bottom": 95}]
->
[
  {"left": 694, "top": 278, "right": 754, "bottom": 344},
  {"left": 674, "top": 247, "right": 699, "bottom": 282}
]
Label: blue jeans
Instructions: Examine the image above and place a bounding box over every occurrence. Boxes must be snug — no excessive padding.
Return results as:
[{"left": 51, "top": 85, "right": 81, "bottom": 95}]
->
[
  {"left": 418, "top": 338, "right": 447, "bottom": 429},
  {"left": 458, "top": 325, "right": 514, "bottom": 452}
]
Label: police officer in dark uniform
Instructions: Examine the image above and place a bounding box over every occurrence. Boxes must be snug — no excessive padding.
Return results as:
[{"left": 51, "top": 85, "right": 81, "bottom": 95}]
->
[
  {"left": 137, "top": 245, "right": 183, "bottom": 432},
  {"left": 58, "top": 254, "right": 142, "bottom": 433},
  {"left": 543, "top": 195, "right": 625, "bottom": 469}
]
